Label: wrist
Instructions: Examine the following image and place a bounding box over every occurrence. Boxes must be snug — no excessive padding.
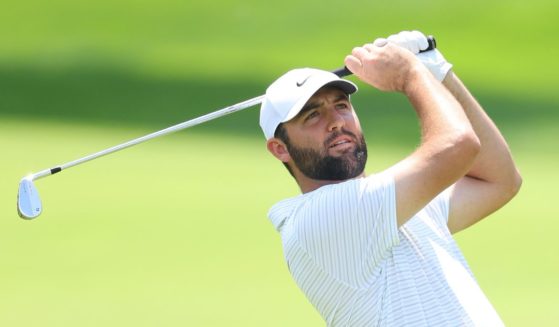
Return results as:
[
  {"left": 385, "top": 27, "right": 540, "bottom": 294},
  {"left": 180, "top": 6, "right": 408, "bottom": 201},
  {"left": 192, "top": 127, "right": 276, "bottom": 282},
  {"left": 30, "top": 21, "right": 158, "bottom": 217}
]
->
[
  {"left": 417, "top": 49, "right": 452, "bottom": 81},
  {"left": 402, "top": 63, "right": 435, "bottom": 96},
  {"left": 441, "top": 69, "right": 456, "bottom": 87}
]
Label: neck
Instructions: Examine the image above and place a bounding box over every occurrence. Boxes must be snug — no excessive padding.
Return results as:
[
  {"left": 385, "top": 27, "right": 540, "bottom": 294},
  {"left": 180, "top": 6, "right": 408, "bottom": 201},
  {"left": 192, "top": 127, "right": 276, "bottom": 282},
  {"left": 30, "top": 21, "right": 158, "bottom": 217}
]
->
[{"left": 296, "top": 171, "right": 366, "bottom": 193}]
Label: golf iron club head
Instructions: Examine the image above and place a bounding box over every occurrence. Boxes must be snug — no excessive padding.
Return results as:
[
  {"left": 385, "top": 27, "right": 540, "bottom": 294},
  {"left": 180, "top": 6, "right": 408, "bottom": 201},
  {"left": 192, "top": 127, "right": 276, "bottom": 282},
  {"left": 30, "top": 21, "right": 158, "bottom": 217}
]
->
[{"left": 17, "top": 177, "right": 42, "bottom": 219}]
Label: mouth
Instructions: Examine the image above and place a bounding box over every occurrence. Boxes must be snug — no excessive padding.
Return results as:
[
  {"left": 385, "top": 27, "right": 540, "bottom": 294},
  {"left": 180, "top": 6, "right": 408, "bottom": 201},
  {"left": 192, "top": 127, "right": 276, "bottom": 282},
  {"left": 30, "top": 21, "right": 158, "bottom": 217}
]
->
[{"left": 328, "top": 136, "right": 354, "bottom": 149}]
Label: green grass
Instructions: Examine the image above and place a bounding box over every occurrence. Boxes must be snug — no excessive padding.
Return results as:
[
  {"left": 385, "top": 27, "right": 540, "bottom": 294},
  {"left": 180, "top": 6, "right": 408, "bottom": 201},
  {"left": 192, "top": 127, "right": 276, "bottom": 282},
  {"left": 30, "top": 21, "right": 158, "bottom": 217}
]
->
[
  {"left": 1, "top": 117, "right": 557, "bottom": 326},
  {"left": 0, "top": 119, "right": 316, "bottom": 326},
  {"left": 1, "top": 0, "right": 558, "bottom": 325}
]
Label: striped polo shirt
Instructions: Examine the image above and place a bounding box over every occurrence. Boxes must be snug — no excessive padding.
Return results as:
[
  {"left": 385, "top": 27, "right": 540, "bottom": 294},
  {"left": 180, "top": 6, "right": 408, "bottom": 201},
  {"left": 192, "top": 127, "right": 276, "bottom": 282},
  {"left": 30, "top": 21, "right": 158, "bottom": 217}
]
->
[{"left": 268, "top": 173, "right": 504, "bottom": 326}]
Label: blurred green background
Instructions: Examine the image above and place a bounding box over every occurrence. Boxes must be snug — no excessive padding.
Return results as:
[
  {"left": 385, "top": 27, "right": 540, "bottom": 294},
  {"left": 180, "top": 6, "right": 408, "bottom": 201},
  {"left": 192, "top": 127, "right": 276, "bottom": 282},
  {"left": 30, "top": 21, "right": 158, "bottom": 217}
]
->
[{"left": 1, "top": 0, "right": 557, "bottom": 325}]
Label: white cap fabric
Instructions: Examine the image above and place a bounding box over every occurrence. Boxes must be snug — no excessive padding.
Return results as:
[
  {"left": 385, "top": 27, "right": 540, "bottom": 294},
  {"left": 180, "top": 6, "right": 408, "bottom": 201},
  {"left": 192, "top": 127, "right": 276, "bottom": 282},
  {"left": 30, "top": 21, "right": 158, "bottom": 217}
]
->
[{"left": 259, "top": 68, "right": 358, "bottom": 139}]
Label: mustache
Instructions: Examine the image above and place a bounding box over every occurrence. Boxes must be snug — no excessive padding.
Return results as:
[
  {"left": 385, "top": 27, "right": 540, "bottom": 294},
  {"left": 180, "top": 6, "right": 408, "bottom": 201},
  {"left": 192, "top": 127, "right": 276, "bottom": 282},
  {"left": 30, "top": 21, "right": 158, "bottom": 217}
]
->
[{"left": 323, "top": 129, "right": 359, "bottom": 148}]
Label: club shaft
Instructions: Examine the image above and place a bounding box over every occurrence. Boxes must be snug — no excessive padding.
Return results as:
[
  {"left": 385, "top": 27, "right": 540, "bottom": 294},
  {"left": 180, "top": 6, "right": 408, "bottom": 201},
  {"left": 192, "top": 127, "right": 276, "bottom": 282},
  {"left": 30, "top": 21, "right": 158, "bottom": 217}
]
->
[
  {"left": 29, "top": 36, "right": 438, "bottom": 182},
  {"left": 31, "top": 95, "right": 265, "bottom": 181}
]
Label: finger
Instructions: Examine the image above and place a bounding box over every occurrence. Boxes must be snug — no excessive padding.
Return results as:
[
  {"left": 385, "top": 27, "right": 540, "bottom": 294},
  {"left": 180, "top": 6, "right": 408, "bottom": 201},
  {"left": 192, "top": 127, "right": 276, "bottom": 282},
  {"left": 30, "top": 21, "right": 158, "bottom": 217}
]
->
[
  {"left": 387, "top": 33, "right": 403, "bottom": 45},
  {"left": 363, "top": 43, "right": 376, "bottom": 52},
  {"left": 373, "top": 38, "right": 388, "bottom": 47},
  {"left": 351, "top": 46, "right": 370, "bottom": 60},
  {"left": 403, "top": 31, "right": 421, "bottom": 53},
  {"left": 390, "top": 31, "right": 416, "bottom": 54},
  {"left": 344, "top": 55, "right": 363, "bottom": 75},
  {"left": 411, "top": 30, "right": 429, "bottom": 51},
  {"left": 363, "top": 38, "right": 388, "bottom": 53}
]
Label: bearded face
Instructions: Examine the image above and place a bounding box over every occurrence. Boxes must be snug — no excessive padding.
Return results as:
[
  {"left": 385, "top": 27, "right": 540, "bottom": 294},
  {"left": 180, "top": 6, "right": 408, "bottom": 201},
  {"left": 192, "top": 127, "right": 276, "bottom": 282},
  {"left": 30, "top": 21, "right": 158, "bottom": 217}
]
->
[{"left": 282, "top": 128, "right": 368, "bottom": 181}]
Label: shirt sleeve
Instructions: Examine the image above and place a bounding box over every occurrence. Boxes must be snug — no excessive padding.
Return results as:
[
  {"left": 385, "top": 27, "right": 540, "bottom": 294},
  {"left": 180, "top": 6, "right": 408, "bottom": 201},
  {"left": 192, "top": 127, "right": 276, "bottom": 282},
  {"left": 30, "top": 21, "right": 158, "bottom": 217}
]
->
[
  {"left": 289, "top": 173, "right": 399, "bottom": 287},
  {"left": 421, "top": 187, "right": 452, "bottom": 228}
]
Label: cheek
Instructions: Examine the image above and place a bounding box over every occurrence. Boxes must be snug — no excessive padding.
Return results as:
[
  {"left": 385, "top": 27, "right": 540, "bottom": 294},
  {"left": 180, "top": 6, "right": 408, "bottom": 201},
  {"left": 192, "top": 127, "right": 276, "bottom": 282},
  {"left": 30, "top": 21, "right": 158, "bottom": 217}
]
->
[
  {"left": 351, "top": 111, "right": 363, "bottom": 129},
  {"left": 288, "top": 128, "right": 325, "bottom": 150},
  {"left": 342, "top": 111, "right": 362, "bottom": 131},
  {"left": 353, "top": 119, "right": 363, "bottom": 132},
  {"left": 300, "top": 133, "right": 323, "bottom": 148}
]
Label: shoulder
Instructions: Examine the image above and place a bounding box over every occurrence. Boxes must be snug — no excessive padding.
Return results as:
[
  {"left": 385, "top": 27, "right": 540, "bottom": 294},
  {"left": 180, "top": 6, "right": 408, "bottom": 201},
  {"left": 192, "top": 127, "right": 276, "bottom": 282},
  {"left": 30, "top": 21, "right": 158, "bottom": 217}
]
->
[
  {"left": 268, "top": 173, "right": 395, "bottom": 231},
  {"left": 268, "top": 194, "right": 307, "bottom": 231}
]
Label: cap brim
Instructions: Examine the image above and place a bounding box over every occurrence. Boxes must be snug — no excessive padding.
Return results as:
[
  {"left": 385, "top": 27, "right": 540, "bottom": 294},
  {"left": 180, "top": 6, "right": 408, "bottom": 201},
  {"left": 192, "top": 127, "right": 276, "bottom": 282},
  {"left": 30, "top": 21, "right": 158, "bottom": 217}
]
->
[{"left": 325, "top": 80, "right": 358, "bottom": 96}]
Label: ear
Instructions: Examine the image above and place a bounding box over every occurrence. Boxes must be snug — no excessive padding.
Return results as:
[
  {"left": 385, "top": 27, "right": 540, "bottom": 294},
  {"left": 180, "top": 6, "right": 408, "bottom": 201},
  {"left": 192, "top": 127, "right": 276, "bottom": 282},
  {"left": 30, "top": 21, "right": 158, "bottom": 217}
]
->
[{"left": 267, "top": 138, "right": 291, "bottom": 163}]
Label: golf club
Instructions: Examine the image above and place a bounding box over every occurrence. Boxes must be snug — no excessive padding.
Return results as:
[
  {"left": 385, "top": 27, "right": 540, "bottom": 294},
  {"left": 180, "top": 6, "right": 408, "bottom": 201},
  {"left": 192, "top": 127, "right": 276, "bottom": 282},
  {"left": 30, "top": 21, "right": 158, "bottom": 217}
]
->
[{"left": 17, "top": 36, "right": 436, "bottom": 220}]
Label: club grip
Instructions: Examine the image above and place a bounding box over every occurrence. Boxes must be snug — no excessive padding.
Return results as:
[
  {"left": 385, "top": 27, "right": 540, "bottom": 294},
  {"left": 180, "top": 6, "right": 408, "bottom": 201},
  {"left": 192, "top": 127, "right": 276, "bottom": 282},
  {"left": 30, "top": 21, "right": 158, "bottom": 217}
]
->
[{"left": 332, "top": 35, "right": 437, "bottom": 77}]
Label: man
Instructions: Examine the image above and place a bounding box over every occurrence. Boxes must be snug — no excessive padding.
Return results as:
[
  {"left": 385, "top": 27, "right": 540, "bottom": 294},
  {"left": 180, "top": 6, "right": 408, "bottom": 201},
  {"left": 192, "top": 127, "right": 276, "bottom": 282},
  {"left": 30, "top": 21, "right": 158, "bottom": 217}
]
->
[{"left": 259, "top": 31, "right": 522, "bottom": 326}]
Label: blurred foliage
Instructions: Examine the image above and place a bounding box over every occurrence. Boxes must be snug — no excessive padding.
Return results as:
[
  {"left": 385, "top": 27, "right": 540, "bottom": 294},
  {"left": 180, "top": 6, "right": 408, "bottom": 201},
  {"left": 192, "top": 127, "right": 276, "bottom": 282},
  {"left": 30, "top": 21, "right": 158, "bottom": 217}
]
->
[
  {"left": 1, "top": 0, "right": 557, "bottom": 141},
  {"left": 0, "top": 0, "right": 558, "bottom": 94},
  {"left": 0, "top": 63, "right": 556, "bottom": 148}
]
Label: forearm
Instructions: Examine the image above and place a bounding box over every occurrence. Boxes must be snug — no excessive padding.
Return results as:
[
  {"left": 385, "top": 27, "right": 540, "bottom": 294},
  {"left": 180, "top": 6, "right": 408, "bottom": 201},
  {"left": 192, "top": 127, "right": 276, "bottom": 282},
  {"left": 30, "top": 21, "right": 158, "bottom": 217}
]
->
[
  {"left": 442, "top": 71, "right": 522, "bottom": 191},
  {"left": 345, "top": 40, "right": 482, "bottom": 224},
  {"left": 406, "top": 67, "right": 475, "bottom": 144},
  {"left": 373, "top": 30, "right": 521, "bottom": 230},
  {"left": 388, "top": 68, "right": 481, "bottom": 223}
]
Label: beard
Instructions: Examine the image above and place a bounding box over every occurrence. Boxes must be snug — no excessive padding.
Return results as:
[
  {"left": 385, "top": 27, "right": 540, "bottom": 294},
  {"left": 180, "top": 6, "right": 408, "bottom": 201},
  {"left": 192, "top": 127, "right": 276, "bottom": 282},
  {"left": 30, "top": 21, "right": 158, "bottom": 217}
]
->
[{"left": 285, "top": 129, "right": 368, "bottom": 181}]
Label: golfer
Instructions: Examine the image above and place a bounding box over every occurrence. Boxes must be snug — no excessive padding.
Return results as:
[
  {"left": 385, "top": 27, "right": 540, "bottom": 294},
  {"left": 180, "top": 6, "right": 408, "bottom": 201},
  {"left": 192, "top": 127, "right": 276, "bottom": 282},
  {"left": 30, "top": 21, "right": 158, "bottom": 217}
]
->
[{"left": 259, "top": 31, "right": 522, "bottom": 326}]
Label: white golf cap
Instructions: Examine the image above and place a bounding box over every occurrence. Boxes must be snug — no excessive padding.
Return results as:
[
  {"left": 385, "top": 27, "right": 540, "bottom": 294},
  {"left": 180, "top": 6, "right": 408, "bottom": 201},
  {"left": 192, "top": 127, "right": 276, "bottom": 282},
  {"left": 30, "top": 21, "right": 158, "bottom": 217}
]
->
[{"left": 259, "top": 68, "right": 358, "bottom": 139}]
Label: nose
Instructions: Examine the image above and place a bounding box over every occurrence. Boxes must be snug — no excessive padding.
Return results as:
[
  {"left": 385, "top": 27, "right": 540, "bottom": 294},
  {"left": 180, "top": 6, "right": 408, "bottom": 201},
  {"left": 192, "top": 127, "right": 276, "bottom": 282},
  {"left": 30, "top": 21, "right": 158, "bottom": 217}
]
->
[{"left": 326, "top": 109, "right": 345, "bottom": 132}]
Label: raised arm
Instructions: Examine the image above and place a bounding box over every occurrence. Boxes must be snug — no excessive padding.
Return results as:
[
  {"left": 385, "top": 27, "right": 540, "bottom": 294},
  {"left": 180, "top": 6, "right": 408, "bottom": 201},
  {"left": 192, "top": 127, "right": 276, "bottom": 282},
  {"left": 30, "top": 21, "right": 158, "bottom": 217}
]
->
[
  {"left": 345, "top": 39, "right": 481, "bottom": 226},
  {"left": 443, "top": 71, "right": 522, "bottom": 233}
]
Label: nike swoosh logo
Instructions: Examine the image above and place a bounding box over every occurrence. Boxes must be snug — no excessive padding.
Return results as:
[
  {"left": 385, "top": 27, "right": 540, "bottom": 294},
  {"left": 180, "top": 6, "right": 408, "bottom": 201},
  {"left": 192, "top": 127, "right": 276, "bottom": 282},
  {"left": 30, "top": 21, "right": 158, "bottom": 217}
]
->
[{"left": 296, "top": 76, "right": 311, "bottom": 87}]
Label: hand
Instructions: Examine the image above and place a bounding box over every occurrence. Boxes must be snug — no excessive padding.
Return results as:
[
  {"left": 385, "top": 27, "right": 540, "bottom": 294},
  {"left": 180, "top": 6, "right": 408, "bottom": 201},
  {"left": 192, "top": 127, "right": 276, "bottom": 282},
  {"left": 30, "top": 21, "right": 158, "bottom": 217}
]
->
[
  {"left": 344, "top": 38, "right": 426, "bottom": 93},
  {"left": 387, "top": 30, "right": 453, "bottom": 82}
]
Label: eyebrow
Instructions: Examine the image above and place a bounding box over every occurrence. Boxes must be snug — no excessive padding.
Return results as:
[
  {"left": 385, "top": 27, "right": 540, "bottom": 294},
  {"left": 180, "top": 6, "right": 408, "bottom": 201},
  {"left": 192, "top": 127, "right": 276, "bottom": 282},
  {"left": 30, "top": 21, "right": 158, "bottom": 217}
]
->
[
  {"left": 298, "top": 93, "right": 350, "bottom": 118},
  {"left": 299, "top": 101, "right": 322, "bottom": 117}
]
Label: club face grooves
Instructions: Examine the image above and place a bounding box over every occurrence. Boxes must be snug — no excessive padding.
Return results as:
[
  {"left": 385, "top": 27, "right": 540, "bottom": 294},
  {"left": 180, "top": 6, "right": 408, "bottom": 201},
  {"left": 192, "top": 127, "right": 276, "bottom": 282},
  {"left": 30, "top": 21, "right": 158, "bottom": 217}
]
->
[{"left": 17, "top": 178, "right": 42, "bottom": 219}]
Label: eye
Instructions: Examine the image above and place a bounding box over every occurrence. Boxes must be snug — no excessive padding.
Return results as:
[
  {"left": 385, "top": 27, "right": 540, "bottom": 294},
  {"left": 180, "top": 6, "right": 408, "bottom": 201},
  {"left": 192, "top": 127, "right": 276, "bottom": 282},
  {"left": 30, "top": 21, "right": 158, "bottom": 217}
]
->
[
  {"left": 304, "top": 110, "right": 319, "bottom": 121},
  {"left": 335, "top": 103, "right": 349, "bottom": 110}
]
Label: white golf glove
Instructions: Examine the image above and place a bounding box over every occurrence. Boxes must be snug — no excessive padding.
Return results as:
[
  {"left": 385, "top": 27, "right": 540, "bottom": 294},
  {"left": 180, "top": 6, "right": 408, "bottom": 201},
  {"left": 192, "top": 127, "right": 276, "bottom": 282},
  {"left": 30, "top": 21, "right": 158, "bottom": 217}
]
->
[{"left": 387, "top": 30, "right": 452, "bottom": 81}]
